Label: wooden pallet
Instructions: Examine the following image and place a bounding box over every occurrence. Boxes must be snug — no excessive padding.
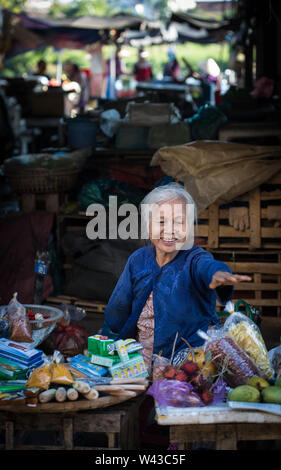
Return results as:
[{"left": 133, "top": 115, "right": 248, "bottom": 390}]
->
[
  {"left": 197, "top": 183, "right": 281, "bottom": 250},
  {"left": 212, "top": 250, "right": 281, "bottom": 318},
  {"left": 45, "top": 294, "right": 106, "bottom": 314}
]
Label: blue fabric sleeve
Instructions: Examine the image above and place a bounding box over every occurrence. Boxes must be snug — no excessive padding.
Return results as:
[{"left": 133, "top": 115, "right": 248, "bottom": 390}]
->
[
  {"left": 102, "top": 257, "right": 133, "bottom": 334},
  {"left": 193, "top": 251, "right": 233, "bottom": 305}
]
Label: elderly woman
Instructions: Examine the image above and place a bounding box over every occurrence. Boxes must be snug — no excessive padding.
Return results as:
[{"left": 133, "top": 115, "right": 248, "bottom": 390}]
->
[{"left": 102, "top": 183, "right": 251, "bottom": 369}]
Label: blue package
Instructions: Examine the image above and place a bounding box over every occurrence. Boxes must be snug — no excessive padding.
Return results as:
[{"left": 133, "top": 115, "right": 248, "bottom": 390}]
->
[{"left": 70, "top": 354, "right": 108, "bottom": 377}]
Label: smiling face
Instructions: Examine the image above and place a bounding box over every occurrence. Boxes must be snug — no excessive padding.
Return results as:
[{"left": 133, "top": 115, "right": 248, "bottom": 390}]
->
[{"left": 149, "top": 198, "right": 190, "bottom": 255}]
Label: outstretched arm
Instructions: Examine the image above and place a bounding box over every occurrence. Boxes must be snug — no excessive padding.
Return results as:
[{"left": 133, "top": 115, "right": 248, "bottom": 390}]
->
[{"left": 209, "top": 271, "right": 251, "bottom": 289}]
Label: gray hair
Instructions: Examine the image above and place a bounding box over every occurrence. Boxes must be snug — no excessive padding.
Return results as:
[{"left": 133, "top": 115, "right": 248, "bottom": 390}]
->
[{"left": 140, "top": 182, "right": 197, "bottom": 241}]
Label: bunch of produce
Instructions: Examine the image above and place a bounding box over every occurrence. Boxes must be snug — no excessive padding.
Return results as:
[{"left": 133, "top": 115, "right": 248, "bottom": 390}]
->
[
  {"left": 184, "top": 347, "right": 217, "bottom": 380},
  {"left": 160, "top": 358, "right": 224, "bottom": 406},
  {"left": 228, "top": 376, "right": 281, "bottom": 404}
]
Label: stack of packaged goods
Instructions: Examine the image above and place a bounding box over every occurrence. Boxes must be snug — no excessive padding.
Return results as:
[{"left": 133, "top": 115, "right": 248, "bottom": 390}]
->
[
  {"left": 0, "top": 338, "right": 44, "bottom": 404},
  {"left": 70, "top": 335, "right": 148, "bottom": 380},
  {"left": 0, "top": 338, "right": 44, "bottom": 370}
]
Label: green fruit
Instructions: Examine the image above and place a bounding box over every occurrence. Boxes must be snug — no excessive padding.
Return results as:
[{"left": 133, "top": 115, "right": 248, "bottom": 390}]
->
[
  {"left": 246, "top": 376, "right": 270, "bottom": 391},
  {"left": 262, "top": 386, "right": 281, "bottom": 404},
  {"left": 275, "top": 377, "right": 281, "bottom": 388},
  {"left": 228, "top": 385, "right": 260, "bottom": 403}
]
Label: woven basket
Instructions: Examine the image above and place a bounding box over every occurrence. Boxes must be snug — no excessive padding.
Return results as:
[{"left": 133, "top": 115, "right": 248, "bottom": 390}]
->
[{"left": 5, "top": 166, "right": 80, "bottom": 194}]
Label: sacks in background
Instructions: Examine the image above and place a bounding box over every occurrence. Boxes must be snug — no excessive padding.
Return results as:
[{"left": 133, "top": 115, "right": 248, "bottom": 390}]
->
[{"left": 151, "top": 140, "right": 281, "bottom": 213}]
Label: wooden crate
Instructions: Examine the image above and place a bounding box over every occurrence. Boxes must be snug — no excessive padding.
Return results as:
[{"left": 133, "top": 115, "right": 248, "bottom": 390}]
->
[
  {"left": 46, "top": 294, "right": 106, "bottom": 314},
  {"left": 213, "top": 250, "right": 281, "bottom": 315},
  {"left": 197, "top": 180, "right": 281, "bottom": 250},
  {"left": 213, "top": 249, "right": 281, "bottom": 347}
]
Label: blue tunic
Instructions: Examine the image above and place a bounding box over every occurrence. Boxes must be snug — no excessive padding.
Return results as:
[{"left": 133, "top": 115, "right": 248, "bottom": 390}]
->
[{"left": 102, "top": 245, "right": 233, "bottom": 358}]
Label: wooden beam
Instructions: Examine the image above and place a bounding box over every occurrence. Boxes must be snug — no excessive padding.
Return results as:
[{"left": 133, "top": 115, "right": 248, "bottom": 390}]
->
[
  {"left": 249, "top": 187, "right": 261, "bottom": 249},
  {"left": 207, "top": 203, "right": 219, "bottom": 249}
]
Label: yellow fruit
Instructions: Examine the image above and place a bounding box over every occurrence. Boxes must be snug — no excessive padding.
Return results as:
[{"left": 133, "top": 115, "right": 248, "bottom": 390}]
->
[
  {"left": 187, "top": 348, "right": 216, "bottom": 379},
  {"left": 201, "top": 361, "right": 217, "bottom": 380},
  {"left": 187, "top": 349, "right": 205, "bottom": 368},
  {"left": 246, "top": 376, "right": 270, "bottom": 391}
]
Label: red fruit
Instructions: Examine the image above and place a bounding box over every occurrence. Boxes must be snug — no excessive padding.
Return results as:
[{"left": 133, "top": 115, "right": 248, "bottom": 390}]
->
[
  {"left": 181, "top": 361, "right": 199, "bottom": 376},
  {"left": 164, "top": 365, "right": 177, "bottom": 379},
  {"left": 190, "top": 371, "right": 205, "bottom": 388},
  {"left": 175, "top": 370, "right": 188, "bottom": 382},
  {"left": 200, "top": 389, "right": 214, "bottom": 405}
]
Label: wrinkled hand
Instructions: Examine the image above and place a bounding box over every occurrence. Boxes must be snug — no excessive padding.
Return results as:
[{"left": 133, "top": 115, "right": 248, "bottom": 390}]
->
[{"left": 209, "top": 271, "right": 251, "bottom": 289}]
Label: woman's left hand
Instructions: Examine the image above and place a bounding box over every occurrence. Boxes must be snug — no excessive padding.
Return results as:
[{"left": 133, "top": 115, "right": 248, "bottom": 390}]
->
[{"left": 209, "top": 271, "right": 252, "bottom": 289}]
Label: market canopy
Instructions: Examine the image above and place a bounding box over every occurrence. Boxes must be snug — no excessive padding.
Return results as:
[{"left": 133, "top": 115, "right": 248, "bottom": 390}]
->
[
  {"left": 3, "top": 10, "right": 144, "bottom": 59},
  {"left": 120, "top": 11, "right": 235, "bottom": 47},
  {"left": 2, "top": 8, "right": 236, "bottom": 59}
]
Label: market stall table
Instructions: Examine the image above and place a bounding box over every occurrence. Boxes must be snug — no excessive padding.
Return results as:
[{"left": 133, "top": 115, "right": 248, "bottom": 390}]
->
[
  {"left": 0, "top": 393, "right": 146, "bottom": 450},
  {"left": 155, "top": 402, "right": 281, "bottom": 450}
]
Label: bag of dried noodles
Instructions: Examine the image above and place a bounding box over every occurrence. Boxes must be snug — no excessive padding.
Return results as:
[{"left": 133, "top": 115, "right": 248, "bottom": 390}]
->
[{"left": 222, "top": 301, "right": 274, "bottom": 381}]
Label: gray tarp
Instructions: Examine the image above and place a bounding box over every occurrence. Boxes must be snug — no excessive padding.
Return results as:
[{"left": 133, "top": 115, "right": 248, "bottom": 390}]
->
[{"left": 151, "top": 140, "right": 281, "bottom": 213}]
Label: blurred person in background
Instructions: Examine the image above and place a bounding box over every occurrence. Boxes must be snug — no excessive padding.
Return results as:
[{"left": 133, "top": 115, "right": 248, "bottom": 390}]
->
[
  {"left": 163, "top": 46, "right": 181, "bottom": 82},
  {"left": 133, "top": 48, "right": 153, "bottom": 82},
  {"left": 63, "top": 61, "right": 90, "bottom": 112},
  {"left": 86, "top": 42, "right": 107, "bottom": 98},
  {"left": 34, "top": 59, "right": 50, "bottom": 79}
]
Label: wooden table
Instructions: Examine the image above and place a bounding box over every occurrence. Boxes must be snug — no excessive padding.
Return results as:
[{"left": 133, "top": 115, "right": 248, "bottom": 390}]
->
[
  {"left": 0, "top": 394, "right": 145, "bottom": 451},
  {"left": 155, "top": 403, "right": 281, "bottom": 450}
]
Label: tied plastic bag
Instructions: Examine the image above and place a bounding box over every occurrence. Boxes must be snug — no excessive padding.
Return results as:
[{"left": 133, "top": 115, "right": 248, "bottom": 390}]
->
[
  {"left": 26, "top": 352, "right": 74, "bottom": 389},
  {"left": 26, "top": 364, "right": 52, "bottom": 390},
  {"left": 268, "top": 345, "right": 281, "bottom": 379},
  {"left": 50, "top": 363, "right": 74, "bottom": 385},
  {"left": 6, "top": 293, "right": 33, "bottom": 343},
  {"left": 197, "top": 328, "right": 262, "bottom": 388},
  {"left": 100, "top": 109, "right": 121, "bottom": 138},
  {"left": 147, "top": 379, "right": 203, "bottom": 408},
  {"left": 152, "top": 354, "right": 170, "bottom": 382},
  {"left": 223, "top": 301, "right": 274, "bottom": 381},
  {"left": 43, "top": 305, "right": 88, "bottom": 357}
]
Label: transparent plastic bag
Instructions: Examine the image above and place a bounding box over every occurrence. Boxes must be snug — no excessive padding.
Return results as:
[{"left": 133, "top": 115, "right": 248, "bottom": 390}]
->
[
  {"left": 152, "top": 354, "right": 170, "bottom": 382},
  {"left": 50, "top": 363, "right": 74, "bottom": 385},
  {"left": 147, "top": 379, "right": 203, "bottom": 408},
  {"left": 7, "top": 293, "right": 33, "bottom": 343},
  {"left": 223, "top": 301, "right": 274, "bottom": 381},
  {"left": 26, "top": 364, "right": 52, "bottom": 390},
  {"left": 197, "top": 328, "right": 262, "bottom": 388},
  {"left": 268, "top": 345, "right": 281, "bottom": 379}
]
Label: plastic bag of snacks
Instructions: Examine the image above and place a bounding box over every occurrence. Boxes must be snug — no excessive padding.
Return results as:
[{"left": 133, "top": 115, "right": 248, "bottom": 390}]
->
[
  {"left": 6, "top": 293, "right": 33, "bottom": 343},
  {"left": 197, "top": 328, "right": 262, "bottom": 388},
  {"left": 50, "top": 363, "right": 74, "bottom": 385},
  {"left": 26, "top": 364, "right": 52, "bottom": 390},
  {"left": 222, "top": 301, "right": 274, "bottom": 381}
]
